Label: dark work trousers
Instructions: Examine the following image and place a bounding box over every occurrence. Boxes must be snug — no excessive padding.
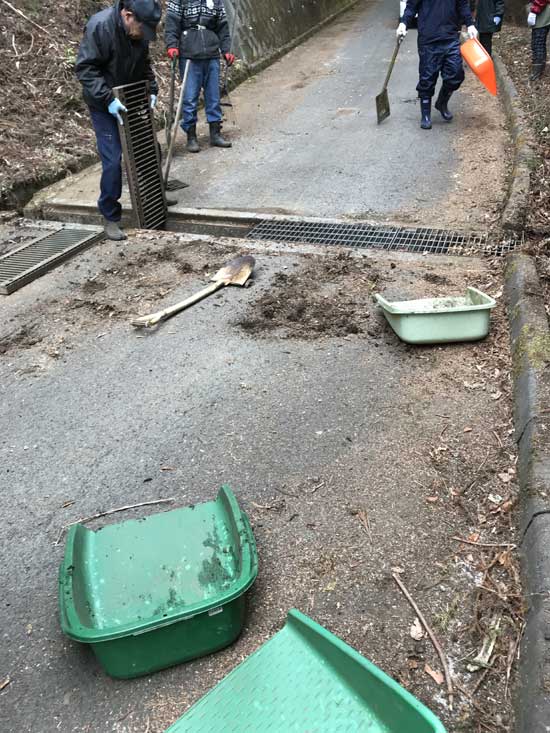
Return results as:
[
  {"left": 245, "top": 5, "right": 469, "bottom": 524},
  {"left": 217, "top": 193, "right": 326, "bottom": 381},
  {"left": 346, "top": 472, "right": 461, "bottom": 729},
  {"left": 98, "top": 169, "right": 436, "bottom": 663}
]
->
[
  {"left": 479, "top": 32, "right": 493, "bottom": 57},
  {"left": 179, "top": 58, "right": 222, "bottom": 131},
  {"left": 89, "top": 107, "right": 123, "bottom": 222},
  {"left": 417, "top": 38, "right": 465, "bottom": 98},
  {"left": 532, "top": 25, "right": 550, "bottom": 64}
]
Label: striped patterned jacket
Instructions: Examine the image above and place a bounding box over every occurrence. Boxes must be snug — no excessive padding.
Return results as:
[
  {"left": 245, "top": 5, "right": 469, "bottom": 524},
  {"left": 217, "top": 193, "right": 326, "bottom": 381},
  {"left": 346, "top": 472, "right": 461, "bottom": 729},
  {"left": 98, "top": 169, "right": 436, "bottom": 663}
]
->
[{"left": 165, "top": 0, "right": 231, "bottom": 59}]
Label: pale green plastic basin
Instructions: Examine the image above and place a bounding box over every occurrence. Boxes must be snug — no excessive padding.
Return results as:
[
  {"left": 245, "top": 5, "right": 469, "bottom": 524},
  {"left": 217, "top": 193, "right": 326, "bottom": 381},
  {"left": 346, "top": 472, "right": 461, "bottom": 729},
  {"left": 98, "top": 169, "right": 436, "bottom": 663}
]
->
[{"left": 375, "top": 287, "right": 496, "bottom": 344}]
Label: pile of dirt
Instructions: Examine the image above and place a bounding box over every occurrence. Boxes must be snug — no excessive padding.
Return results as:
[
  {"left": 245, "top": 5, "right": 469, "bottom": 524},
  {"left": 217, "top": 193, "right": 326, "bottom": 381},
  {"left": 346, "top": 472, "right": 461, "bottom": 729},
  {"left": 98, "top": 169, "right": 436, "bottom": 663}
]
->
[
  {"left": 237, "top": 253, "right": 380, "bottom": 339},
  {"left": 0, "top": 231, "right": 230, "bottom": 361},
  {"left": 0, "top": 1, "right": 175, "bottom": 209}
]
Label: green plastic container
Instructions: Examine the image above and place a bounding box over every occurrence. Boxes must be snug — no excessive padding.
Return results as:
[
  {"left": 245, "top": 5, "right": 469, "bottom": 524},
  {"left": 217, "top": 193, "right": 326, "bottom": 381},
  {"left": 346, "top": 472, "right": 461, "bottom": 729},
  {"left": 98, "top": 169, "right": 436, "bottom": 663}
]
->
[
  {"left": 59, "top": 486, "right": 258, "bottom": 679},
  {"left": 165, "top": 609, "right": 447, "bottom": 733},
  {"left": 375, "top": 287, "right": 496, "bottom": 344}
]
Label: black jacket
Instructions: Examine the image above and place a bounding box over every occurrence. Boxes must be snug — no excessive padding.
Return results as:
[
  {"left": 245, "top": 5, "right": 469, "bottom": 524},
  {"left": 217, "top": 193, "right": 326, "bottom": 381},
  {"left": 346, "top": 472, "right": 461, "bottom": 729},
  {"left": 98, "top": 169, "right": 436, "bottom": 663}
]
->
[
  {"left": 165, "top": 0, "right": 230, "bottom": 60},
  {"left": 403, "top": 0, "right": 474, "bottom": 44},
  {"left": 470, "top": 0, "right": 504, "bottom": 33},
  {"left": 76, "top": 1, "right": 158, "bottom": 111}
]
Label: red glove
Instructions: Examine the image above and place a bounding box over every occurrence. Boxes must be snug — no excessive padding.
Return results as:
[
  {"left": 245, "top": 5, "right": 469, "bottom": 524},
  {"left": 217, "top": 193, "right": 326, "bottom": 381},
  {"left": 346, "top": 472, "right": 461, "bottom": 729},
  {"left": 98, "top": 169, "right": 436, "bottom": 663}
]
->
[
  {"left": 224, "top": 52, "right": 235, "bottom": 66},
  {"left": 167, "top": 48, "right": 179, "bottom": 60}
]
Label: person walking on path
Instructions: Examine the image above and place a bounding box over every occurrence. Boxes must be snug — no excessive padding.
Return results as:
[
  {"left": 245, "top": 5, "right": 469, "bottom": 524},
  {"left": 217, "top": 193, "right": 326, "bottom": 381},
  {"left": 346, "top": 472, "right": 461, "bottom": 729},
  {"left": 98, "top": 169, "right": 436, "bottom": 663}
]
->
[
  {"left": 76, "top": 0, "right": 162, "bottom": 241},
  {"left": 470, "top": 0, "right": 504, "bottom": 56},
  {"left": 397, "top": 0, "right": 478, "bottom": 130},
  {"left": 165, "top": 0, "right": 235, "bottom": 153},
  {"left": 528, "top": 0, "right": 550, "bottom": 80}
]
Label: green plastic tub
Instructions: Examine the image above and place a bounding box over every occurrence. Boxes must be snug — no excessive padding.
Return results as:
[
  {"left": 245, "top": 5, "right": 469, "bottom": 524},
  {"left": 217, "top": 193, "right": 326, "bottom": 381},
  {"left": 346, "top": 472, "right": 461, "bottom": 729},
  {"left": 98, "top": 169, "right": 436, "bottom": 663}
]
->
[
  {"left": 375, "top": 286, "right": 496, "bottom": 344},
  {"left": 59, "top": 486, "right": 258, "bottom": 679},
  {"left": 165, "top": 609, "right": 446, "bottom": 733}
]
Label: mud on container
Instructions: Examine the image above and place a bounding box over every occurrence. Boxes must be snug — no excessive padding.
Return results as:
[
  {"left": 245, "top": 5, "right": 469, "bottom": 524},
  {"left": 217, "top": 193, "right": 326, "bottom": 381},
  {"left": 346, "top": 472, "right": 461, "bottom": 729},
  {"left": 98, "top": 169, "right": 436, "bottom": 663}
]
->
[{"left": 58, "top": 486, "right": 258, "bottom": 678}]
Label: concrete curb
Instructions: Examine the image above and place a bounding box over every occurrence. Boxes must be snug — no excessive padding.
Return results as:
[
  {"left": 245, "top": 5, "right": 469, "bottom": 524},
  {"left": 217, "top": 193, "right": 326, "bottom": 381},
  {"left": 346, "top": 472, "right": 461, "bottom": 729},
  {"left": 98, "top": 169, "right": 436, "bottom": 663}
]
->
[
  {"left": 493, "top": 54, "right": 537, "bottom": 233},
  {"left": 504, "top": 253, "right": 550, "bottom": 733}
]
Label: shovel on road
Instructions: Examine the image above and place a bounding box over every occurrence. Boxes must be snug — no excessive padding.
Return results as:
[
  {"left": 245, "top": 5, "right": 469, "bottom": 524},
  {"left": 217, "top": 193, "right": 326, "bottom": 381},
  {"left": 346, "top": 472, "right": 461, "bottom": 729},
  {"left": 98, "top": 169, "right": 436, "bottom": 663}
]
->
[
  {"left": 130, "top": 255, "right": 255, "bottom": 328},
  {"left": 376, "top": 37, "right": 403, "bottom": 124}
]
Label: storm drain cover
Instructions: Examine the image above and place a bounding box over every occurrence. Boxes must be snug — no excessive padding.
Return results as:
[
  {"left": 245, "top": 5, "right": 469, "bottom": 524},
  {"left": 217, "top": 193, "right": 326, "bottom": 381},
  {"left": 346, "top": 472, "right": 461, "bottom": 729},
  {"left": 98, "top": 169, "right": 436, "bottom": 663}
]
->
[
  {"left": 247, "top": 220, "right": 520, "bottom": 256},
  {"left": 0, "top": 227, "right": 103, "bottom": 295},
  {"left": 114, "top": 81, "right": 167, "bottom": 230}
]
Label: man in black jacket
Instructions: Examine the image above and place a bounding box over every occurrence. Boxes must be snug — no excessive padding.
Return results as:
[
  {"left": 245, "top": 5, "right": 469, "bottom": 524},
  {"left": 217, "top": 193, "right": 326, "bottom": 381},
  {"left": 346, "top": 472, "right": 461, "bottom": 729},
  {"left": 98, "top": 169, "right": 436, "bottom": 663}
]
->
[
  {"left": 165, "top": 0, "right": 234, "bottom": 152},
  {"left": 471, "top": 0, "right": 504, "bottom": 56},
  {"left": 76, "top": 0, "right": 161, "bottom": 240},
  {"left": 397, "top": 0, "right": 478, "bottom": 130}
]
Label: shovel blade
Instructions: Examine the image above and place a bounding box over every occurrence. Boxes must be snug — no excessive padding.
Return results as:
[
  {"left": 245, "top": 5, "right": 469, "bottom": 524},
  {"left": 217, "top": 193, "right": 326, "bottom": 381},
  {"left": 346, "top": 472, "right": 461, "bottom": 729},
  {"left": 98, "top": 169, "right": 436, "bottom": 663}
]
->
[
  {"left": 212, "top": 255, "right": 255, "bottom": 286},
  {"left": 376, "top": 90, "right": 391, "bottom": 124}
]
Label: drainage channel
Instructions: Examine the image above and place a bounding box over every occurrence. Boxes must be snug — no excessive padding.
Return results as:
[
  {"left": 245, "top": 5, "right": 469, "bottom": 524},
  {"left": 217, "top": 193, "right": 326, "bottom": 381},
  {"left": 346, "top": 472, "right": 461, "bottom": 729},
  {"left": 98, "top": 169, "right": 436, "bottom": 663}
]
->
[
  {"left": 245, "top": 219, "right": 520, "bottom": 257},
  {"left": 1, "top": 213, "right": 521, "bottom": 295}
]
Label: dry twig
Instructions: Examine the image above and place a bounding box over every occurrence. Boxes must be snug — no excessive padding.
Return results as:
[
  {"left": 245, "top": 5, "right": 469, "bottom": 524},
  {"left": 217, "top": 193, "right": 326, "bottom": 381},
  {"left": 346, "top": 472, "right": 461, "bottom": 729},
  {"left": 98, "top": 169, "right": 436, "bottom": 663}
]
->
[
  {"left": 1, "top": 0, "right": 55, "bottom": 40},
  {"left": 392, "top": 573, "right": 454, "bottom": 710},
  {"left": 54, "top": 498, "right": 175, "bottom": 545},
  {"left": 452, "top": 536, "right": 516, "bottom": 549}
]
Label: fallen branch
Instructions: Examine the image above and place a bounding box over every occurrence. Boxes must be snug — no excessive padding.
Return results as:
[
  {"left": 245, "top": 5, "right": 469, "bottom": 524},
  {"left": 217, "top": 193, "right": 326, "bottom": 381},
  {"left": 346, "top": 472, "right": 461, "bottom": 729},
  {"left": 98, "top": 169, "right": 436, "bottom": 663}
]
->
[
  {"left": 54, "top": 498, "right": 175, "bottom": 545},
  {"left": 392, "top": 573, "right": 454, "bottom": 711},
  {"left": 1, "top": 0, "right": 55, "bottom": 39},
  {"left": 452, "top": 536, "right": 516, "bottom": 549}
]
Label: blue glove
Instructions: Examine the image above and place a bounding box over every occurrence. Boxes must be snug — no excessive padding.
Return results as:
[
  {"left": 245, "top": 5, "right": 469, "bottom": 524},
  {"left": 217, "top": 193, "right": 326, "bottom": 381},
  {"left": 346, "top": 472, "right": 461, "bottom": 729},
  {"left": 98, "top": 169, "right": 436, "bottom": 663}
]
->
[
  {"left": 108, "top": 98, "right": 127, "bottom": 125},
  {"left": 494, "top": 16, "right": 501, "bottom": 25},
  {"left": 150, "top": 94, "right": 157, "bottom": 110}
]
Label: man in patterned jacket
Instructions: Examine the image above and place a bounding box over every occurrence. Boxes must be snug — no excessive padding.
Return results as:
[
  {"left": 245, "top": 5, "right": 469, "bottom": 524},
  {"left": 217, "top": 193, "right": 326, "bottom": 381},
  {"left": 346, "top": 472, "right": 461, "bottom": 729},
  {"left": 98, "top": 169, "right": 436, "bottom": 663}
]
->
[{"left": 165, "top": 0, "right": 235, "bottom": 152}]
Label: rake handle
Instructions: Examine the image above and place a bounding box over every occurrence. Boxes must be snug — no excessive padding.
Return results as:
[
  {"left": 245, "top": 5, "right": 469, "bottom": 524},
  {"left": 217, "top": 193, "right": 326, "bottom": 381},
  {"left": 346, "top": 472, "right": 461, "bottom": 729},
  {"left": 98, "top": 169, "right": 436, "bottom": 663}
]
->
[
  {"left": 165, "top": 56, "right": 178, "bottom": 150},
  {"left": 163, "top": 59, "right": 190, "bottom": 189},
  {"left": 131, "top": 280, "right": 224, "bottom": 328}
]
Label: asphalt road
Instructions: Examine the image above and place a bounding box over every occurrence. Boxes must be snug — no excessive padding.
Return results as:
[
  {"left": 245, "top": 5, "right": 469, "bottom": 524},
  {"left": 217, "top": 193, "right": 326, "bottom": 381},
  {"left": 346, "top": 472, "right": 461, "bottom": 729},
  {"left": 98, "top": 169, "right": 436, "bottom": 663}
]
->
[
  {"left": 0, "top": 229, "right": 516, "bottom": 733},
  {"left": 37, "top": 0, "right": 509, "bottom": 229}
]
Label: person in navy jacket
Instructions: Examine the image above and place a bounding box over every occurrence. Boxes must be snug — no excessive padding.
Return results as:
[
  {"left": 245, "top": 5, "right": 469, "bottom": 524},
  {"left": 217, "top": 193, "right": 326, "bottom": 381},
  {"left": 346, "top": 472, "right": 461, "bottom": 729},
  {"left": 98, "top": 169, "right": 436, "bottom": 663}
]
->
[{"left": 397, "top": 0, "right": 478, "bottom": 130}]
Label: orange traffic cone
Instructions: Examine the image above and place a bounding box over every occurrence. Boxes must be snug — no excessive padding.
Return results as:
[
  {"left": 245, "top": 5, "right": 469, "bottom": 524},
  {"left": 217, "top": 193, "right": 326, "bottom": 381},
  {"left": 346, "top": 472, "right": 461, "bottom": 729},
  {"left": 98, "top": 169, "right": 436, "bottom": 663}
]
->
[{"left": 460, "top": 38, "right": 497, "bottom": 96}]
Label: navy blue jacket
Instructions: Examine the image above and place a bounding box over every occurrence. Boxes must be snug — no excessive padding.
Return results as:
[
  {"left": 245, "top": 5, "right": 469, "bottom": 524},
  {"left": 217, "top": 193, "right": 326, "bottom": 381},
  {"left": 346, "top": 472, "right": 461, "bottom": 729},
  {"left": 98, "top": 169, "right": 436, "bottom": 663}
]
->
[{"left": 402, "top": 0, "right": 474, "bottom": 44}]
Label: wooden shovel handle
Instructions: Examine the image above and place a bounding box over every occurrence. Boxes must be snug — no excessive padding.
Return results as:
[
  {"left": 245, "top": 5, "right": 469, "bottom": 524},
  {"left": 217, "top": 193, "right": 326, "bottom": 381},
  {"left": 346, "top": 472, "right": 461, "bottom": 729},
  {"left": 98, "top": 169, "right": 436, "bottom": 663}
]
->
[
  {"left": 131, "top": 280, "right": 224, "bottom": 328},
  {"left": 382, "top": 37, "right": 403, "bottom": 93}
]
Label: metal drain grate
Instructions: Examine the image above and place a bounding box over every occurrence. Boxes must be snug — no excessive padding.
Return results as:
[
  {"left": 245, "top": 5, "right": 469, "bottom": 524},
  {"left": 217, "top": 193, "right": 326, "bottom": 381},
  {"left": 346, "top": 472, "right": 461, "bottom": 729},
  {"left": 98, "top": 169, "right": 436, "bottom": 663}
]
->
[
  {"left": 114, "top": 81, "right": 167, "bottom": 230},
  {"left": 247, "top": 220, "right": 520, "bottom": 256},
  {"left": 0, "top": 227, "right": 103, "bottom": 294}
]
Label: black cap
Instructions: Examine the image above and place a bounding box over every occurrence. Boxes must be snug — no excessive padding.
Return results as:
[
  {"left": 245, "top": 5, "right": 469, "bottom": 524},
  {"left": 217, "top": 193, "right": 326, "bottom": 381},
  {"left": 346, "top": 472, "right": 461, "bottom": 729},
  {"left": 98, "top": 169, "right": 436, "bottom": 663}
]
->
[{"left": 124, "top": 0, "right": 161, "bottom": 41}]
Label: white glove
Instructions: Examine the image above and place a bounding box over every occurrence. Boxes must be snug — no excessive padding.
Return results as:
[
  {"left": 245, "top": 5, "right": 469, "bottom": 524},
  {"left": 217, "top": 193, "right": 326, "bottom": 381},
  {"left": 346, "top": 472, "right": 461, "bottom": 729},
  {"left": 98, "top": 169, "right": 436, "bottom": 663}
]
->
[
  {"left": 493, "top": 16, "right": 501, "bottom": 25},
  {"left": 150, "top": 94, "right": 157, "bottom": 110},
  {"left": 528, "top": 12, "right": 537, "bottom": 27},
  {"left": 396, "top": 22, "right": 407, "bottom": 39},
  {"left": 467, "top": 25, "right": 479, "bottom": 39}
]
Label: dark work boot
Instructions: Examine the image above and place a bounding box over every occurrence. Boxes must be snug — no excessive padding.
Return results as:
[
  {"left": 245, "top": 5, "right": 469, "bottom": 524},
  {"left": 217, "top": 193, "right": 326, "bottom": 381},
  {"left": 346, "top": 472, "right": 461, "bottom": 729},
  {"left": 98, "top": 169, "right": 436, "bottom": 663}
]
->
[
  {"left": 420, "top": 98, "right": 432, "bottom": 130},
  {"left": 209, "top": 121, "right": 232, "bottom": 148},
  {"left": 530, "top": 63, "right": 545, "bottom": 81},
  {"left": 103, "top": 218, "right": 127, "bottom": 241},
  {"left": 435, "top": 86, "right": 454, "bottom": 122},
  {"left": 186, "top": 124, "right": 200, "bottom": 153}
]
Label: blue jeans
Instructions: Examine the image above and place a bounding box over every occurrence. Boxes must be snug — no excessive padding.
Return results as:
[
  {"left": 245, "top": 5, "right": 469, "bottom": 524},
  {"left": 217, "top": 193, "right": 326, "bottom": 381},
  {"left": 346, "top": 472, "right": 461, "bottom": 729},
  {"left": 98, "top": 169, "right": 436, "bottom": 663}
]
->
[
  {"left": 90, "top": 107, "right": 122, "bottom": 222},
  {"left": 417, "top": 39, "right": 464, "bottom": 98},
  {"left": 179, "top": 58, "right": 222, "bottom": 131}
]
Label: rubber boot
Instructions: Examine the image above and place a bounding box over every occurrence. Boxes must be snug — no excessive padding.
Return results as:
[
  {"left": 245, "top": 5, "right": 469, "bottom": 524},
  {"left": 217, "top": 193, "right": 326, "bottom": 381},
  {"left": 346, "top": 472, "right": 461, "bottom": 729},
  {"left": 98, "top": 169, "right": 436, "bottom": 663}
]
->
[
  {"left": 103, "top": 218, "right": 127, "bottom": 241},
  {"left": 434, "top": 86, "right": 453, "bottom": 122},
  {"left": 420, "top": 98, "right": 432, "bottom": 130},
  {"left": 530, "top": 63, "right": 545, "bottom": 81},
  {"left": 186, "top": 124, "right": 200, "bottom": 153},
  {"left": 209, "top": 121, "right": 232, "bottom": 148}
]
